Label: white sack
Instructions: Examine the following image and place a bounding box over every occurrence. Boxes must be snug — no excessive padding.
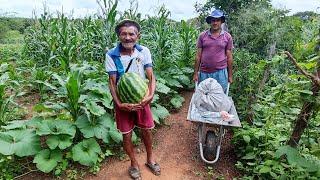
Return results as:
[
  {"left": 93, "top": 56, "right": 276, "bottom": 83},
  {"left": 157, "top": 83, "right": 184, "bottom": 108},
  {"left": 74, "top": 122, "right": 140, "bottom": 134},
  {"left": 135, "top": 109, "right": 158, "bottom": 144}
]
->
[{"left": 193, "top": 78, "right": 232, "bottom": 113}]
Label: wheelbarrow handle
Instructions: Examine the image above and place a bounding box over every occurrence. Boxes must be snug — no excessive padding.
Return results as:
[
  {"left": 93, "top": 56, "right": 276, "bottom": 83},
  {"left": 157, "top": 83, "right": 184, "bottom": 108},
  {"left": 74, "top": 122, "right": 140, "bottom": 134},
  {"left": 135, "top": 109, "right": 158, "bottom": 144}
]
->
[{"left": 226, "top": 83, "right": 230, "bottom": 96}]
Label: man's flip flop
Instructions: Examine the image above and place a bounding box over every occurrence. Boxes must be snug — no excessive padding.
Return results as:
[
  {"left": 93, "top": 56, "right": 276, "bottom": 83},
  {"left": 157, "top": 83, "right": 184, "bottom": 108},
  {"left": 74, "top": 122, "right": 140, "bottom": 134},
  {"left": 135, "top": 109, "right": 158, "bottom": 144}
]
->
[
  {"left": 128, "top": 166, "right": 141, "bottom": 180},
  {"left": 145, "top": 162, "right": 161, "bottom": 176}
]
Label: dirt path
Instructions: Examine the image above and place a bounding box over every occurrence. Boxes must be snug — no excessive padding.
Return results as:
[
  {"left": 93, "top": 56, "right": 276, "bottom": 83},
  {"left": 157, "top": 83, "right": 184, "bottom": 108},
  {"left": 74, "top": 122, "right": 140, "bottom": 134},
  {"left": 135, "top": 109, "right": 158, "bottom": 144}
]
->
[{"left": 87, "top": 91, "right": 241, "bottom": 180}]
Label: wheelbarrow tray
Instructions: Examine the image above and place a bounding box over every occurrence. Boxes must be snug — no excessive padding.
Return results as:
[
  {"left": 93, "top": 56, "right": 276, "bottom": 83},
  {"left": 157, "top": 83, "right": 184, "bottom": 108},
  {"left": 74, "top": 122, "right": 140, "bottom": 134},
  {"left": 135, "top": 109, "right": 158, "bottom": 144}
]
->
[{"left": 187, "top": 95, "right": 241, "bottom": 128}]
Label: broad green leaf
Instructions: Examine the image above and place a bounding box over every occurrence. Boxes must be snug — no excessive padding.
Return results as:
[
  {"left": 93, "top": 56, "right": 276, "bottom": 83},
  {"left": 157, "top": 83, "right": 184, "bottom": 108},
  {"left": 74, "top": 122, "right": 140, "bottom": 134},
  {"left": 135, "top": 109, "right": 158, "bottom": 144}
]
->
[
  {"left": 275, "top": 145, "right": 298, "bottom": 159},
  {"left": 84, "top": 99, "right": 106, "bottom": 116},
  {"left": 151, "top": 104, "right": 170, "bottom": 120},
  {"left": 33, "top": 149, "right": 62, "bottom": 173},
  {"left": 242, "top": 152, "right": 255, "bottom": 160},
  {"left": 0, "top": 72, "right": 9, "bottom": 84},
  {"left": 259, "top": 166, "right": 271, "bottom": 173},
  {"left": 176, "top": 74, "right": 190, "bottom": 86},
  {"left": 181, "top": 67, "right": 194, "bottom": 74},
  {"left": 46, "top": 134, "right": 73, "bottom": 150},
  {"left": 295, "top": 90, "right": 313, "bottom": 95},
  {"left": 100, "top": 93, "right": 113, "bottom": 109},
  {"left": 52, "top": 73, "right": 66, "bottom": 87},
  {"left": 275, "top": 145, "right": 318, "bottom": 171},
  {"left": 1, "top": 120, "right": 28, "bottom": 130},
  {"left": 151, "top": 94, "right": 159, "bottom": 104},
  {"left": 33, "top": 103, "right": 53, "bottom": 112},
  {"left": 0, "top": 63, "right": 9, "bottom": 73},
  {"left": 75, "top": 113, "right": 114, "bottom": 143},
  {"left": 36, "top": 120, "right": 76, "bottom": 137},
  {"left": 243, "top": 135, "right": 251, "bottom": 143},
  {"left": 72, "top": 138, "right": 101, "bottom": 166},
  {"left": 83, "top": 80, "right": 110, "bottom": 95},
  {"left": 0, "top": 129, "right": 41, "bottom": 157},
  {"left": 156, "top": 82, "right": 170, "bottom": 94},
  {"left": 132, "top": 131, "right": 139, "bottom": 143},
  {"left": 298, "top": 61, "right": 316, "bottom": 70},
  {"left": 166, "top": 78, "right": 183, "bottom": 88},
  {"left": 170, "top": 95, "right": 184, "bottom": 109},
  {"left": 152, "top": 112, "right": 160, "bottom": 124},
  {"left": 42, "top": 81, "right": 58, "bottom": 91},
  {"left": 109, "top": 130, "right": 123, "bottom": 143}
]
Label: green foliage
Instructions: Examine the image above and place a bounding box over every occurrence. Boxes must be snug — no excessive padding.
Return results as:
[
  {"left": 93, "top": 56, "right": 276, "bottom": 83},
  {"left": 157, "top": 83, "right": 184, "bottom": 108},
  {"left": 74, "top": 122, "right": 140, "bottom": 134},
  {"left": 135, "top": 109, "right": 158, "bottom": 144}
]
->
[
  {"left": 35, "top": 119, "right": 76, "bottom": 137},
  {"left": 275, "top": 145, "right": 319, "bottom": 172},
  {"left": 71, "top": 138, "right": 102, "bottom": 166},
  {"left": 0, "top": 44, "right": 22, "bottom": 62},
  {"left": 33, "top": 149, "right": 63, "bottom": 173},
  {"left": 230, "top": 5, "right": 294, "bottom": 57},
  {"left": 144, "top": 6, "right": 175, "bottom": 71},
  {"left": 177, "top": 20, "right": 198, "bottom": 67},
  {"left": 0, "top": 72, "right": 13, "bottom": 125},
  {"left": 75, "top": 113, "right": 116, "bottom": 143},
  {"left": 151, "top": 104, "right": 170, "bottom": 124},
  {"left": 195, "top": 0, "right": 271, "bottom": 24},
  {"left": 0, "top": 129, "right": 41, "bottom": 157},
  {"left": 46, "top": 135, "right": 73, "bottom": 150},
  {"left": 0, "top": 17, "right": 32, "bottom": 43}
]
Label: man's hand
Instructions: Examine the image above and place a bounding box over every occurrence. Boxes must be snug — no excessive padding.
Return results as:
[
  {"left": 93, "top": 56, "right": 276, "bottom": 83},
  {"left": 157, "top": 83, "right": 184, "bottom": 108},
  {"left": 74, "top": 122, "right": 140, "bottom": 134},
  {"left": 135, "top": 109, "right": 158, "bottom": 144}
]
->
[
  {"left": 220, "top": 111, "right": 231, "bottom": 120},
  {"left": 193, "top": 73, "right": 198, "bottom": 82},
  {"left": 119, "top": 103, "right": 143, "bottom": 112},
  {"left": 139, "top": 88, "right": 152, "bottom": 107},
  {"left": 228, "top": 76, "right": 233, "bottom": 84}
]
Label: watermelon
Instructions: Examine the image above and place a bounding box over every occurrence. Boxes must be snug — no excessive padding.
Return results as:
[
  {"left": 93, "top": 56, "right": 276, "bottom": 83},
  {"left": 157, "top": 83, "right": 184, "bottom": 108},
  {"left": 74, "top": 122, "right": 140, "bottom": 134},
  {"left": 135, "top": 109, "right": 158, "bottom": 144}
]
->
[{"left": 117, "top": 72, "right": 148, "bottom": 103}]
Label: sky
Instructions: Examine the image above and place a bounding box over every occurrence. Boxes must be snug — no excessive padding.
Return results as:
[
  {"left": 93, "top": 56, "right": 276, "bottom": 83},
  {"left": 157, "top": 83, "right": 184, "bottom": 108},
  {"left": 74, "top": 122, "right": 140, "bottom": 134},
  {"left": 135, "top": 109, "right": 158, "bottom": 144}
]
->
[{"left": 0, "top": 0, "right": 319, "bottom": 21}]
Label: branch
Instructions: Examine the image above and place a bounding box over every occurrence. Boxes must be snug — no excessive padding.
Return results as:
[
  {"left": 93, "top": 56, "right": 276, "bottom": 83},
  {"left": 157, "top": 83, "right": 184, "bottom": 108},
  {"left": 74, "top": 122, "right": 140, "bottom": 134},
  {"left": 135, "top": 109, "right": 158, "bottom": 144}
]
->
[
  {"left": 284, "top": 51, "right": 320, "bottom": 86},
  {"left": 13, "top": 170, "right": 38, "bottom": 179}
]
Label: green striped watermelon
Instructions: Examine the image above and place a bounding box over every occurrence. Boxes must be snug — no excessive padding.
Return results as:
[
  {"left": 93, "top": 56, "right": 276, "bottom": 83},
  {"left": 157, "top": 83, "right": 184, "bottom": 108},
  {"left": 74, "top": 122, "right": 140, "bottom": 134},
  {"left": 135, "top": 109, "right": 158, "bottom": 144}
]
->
[{"left": 117, "top": 72, "right": 148, "bottom": 103}]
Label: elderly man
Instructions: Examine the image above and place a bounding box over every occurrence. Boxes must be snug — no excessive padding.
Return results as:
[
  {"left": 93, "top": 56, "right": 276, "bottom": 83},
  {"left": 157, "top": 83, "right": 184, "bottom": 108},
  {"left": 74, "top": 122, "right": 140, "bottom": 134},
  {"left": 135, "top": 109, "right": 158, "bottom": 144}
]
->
[
  {"left": 193, "top": 9, "right": 234, "bottom": 93},
  {"left": 105, "top": 19, "right": 160, "bottom": 179}
]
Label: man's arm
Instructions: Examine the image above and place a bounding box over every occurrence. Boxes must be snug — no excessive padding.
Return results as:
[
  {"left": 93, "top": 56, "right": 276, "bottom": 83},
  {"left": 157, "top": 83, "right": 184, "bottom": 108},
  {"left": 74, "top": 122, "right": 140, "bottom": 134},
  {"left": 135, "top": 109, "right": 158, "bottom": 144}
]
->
[
  {"left": 140, "top": 67, "right": 156, "bottom": 107},
  {"left": 226, "top": 49, "right": 233, "bottom": 83},
  {"left": 193, "top": 48, "right": 202, "bottom": 82}
]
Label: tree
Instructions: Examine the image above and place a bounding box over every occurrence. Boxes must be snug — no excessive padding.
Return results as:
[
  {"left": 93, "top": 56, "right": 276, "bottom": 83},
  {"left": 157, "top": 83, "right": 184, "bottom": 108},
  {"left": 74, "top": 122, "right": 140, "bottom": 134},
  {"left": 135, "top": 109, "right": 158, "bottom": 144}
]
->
[
  {"left": 285, "top": 28, "right": 319, "bottom": 148},
  {"left": 195, "top": 0, "right": 271, "bottom": 24}
]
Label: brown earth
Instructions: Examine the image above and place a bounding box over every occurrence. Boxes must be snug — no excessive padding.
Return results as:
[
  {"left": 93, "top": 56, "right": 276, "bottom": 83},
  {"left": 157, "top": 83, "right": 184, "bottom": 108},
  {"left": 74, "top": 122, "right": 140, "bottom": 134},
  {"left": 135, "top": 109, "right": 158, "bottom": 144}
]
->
[{"left": 86, "top": 91, "right": 241, "bottom": 180}]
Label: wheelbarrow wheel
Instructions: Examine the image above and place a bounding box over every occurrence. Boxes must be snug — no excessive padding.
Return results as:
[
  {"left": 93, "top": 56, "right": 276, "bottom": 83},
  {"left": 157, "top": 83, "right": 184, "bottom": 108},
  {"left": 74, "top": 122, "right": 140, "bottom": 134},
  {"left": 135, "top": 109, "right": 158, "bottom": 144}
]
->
[{"left": 203, "top": 130, "right": 218, "bottom": 161}]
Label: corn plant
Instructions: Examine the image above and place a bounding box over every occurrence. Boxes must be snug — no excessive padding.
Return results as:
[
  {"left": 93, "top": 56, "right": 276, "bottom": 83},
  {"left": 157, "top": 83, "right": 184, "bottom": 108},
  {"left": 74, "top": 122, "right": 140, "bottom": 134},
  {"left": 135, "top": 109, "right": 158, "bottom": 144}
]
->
[
  {"left": 122, "top": 0, "right": 143, "bottom": 22},
  {"left": 96, "top": 0, "right": 118, "bottom": 49},
  {"left": 178, "top": 20, "right": 198, "bottom": 68},
  {"left": 0, "top": 73, "right": 12, "bottom": 125},
  {"left": 144, "top": 6, "right": 175, "bottom": 71},
  {"left": 30, "top": 66, "right": 51, "bottom": 101}
]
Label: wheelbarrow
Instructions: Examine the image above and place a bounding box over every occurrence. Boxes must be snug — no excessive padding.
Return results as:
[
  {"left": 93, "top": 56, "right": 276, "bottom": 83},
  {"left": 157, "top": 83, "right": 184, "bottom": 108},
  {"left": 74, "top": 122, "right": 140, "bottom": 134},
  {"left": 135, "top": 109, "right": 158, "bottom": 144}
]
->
[{"left": 187, "top": 83, "right": 241, "bottom": 164}]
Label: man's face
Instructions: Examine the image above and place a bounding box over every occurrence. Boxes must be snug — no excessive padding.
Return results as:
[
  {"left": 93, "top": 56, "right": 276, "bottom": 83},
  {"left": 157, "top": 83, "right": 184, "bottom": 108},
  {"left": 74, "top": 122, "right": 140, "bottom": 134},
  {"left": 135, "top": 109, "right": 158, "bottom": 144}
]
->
[
  {"left": 118, "top": 26, "right": 140, "bottom": 50},
  {"left": 210, "top": 18, "right": 222, "bottom": 31}
]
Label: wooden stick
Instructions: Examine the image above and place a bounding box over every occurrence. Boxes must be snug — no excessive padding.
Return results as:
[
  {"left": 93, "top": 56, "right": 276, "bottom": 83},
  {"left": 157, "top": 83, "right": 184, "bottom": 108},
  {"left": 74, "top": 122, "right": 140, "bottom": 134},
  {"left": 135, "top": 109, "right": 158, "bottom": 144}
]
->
[{"left": 284, "top": 51, "right": 320, "bottom": 86}]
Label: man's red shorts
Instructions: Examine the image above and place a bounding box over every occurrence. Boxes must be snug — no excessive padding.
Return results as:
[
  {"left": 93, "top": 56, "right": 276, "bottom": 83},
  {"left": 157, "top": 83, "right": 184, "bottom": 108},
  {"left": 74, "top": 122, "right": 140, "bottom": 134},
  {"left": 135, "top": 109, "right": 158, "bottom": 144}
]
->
[{"left": 115, "top": 104, "right": 155, "bottom": 134}]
